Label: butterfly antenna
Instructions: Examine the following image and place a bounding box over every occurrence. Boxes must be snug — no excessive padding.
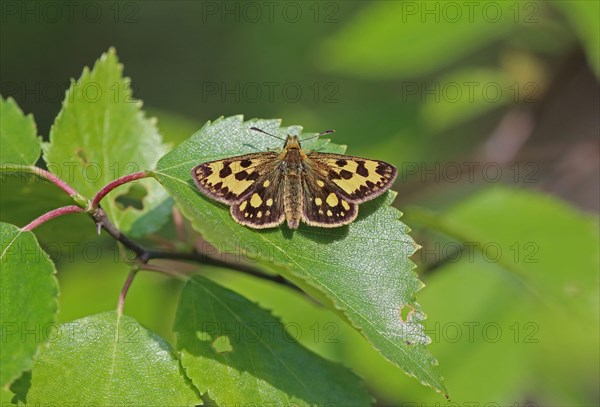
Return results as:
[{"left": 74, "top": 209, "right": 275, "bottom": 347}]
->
[
  {"left": 250, "top": 127, "right": 286, "bottom": 141},
  {"left": 301, "top": 129, "right": 335, "bottom": 142}
]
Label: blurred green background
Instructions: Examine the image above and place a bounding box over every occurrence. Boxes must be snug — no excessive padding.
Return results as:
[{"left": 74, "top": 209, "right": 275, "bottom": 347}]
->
[{"left": 1, "top": 1, "right": 598, "bottom": 405}]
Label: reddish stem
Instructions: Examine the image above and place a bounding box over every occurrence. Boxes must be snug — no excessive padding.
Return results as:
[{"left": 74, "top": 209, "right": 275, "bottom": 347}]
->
[
  {"left": 117, "top": 269, "right": 138, "bottom": 316},
  {"left": 21, "top": 205, "right": 84, "bottom": 231},
  {"left": 91, "top": 171, "right": 149, "bottom": 208},
  {"left": 31, "top": 167, "right": 80, "bottom": 196},
  {"left": 172, "top": 205, "right": 186, "bottom": 242}
]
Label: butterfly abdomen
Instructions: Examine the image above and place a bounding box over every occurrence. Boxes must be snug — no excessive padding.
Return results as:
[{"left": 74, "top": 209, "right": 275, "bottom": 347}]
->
[{"left": 283, "top": 150, "right": 303, "bottom": 229}]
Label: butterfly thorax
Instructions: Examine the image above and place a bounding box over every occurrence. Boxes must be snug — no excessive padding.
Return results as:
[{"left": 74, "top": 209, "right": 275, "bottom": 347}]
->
[{"left": 279, "top": 135, "right": 307, "bottom": 160}]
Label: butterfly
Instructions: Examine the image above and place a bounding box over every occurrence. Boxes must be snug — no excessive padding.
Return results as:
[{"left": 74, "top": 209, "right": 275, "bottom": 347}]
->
[{"left": 191, "top": 127, "right": 397, "bottom": 229}]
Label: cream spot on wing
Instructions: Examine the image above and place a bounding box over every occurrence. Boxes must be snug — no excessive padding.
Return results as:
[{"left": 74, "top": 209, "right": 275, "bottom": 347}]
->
[
  {"left": 333, "top": 178, "right": 360, "bottom": 195},
  {"left": 244, "top": 213, "right": 249, "bottom": 218},
  {"left": 239, "top": 201, "right": 247, "bottom": 211},
  {"left": 257, "top": 211, "right": 262, "bottom": 218},
  {"left": 318, "top": 209, "right": 324, "bottom": 215},
  {"left": 326, "top": 193, "right": 338, "bottom": 207},
  {"left": 317, "top": 180, "right": 325, "bottom": 187},
  {"left": 250, "top": 193, "right": 263, "bottom": 208},
  {"left": 263, "top": 180, "right": 271, "bottom": 187},
  {"left": 327, "top": 209, "right": 333, "bottom": 217},
  {"left": 266, "top": 198, "right": 273, "bottom": 207},
  {"left": 341, "top": 200, "right": 350, "bottom": 211},
  {"left": 364, "top": 161, "right": 380, "bottom": 177},
  {"left": 266, "top": 210, "right": 271, "bottom": 216},
  {"left": 340, "top": 211, "right": 345, "bottom": 216},
  {"left": 315, "top": 197, "right": 323, "bottom": 206}
]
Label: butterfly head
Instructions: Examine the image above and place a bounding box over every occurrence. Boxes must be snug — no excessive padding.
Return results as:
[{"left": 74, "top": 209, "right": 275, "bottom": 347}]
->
[{"left": 284, "top": 135, "right": 302, "bottom": 150}]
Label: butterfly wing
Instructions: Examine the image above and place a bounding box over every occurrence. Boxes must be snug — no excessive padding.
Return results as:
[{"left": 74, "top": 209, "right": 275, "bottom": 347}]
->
[
  {"left": 192, "top": 152, "right": 286, "bottom": 229},
  {"left": 301, "top": 171, "right": 358, "bottom": 227},
  {"left": 192, "top": 152, "right": 279, "bottom": 204},
  {"left": 305, "top": 152, "right": 397, "bottom": 203},
  {"left": 230, "top": 169, "right": 286, "bottom": 229}
]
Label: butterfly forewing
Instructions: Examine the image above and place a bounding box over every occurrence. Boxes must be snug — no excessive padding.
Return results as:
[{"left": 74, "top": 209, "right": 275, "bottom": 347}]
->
[
  {"left": 192, "top": 152, "right": 278, "bottom": 204},
  {"left": 306, "top": 153, "right": 397, "bottom": 203}
]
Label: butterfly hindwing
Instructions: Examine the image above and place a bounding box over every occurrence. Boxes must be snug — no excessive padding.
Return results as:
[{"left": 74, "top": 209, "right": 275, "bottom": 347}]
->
[
  {"left": 306, "top": 153, "right": 397, "bottom": 203},
  {"left": 230, "top": 171, "right": 286, "bottom": 228},
  {"left": 192, "top": 152, "right": 278, "bottom": 204},
  {"left": 301, "top": 173, "right": 358, "bottom": 227}
]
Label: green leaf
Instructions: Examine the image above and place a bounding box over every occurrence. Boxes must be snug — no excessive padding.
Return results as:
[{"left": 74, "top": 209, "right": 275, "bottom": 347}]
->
[
  {"left": 175, "top": 275, "right": 372, "bottom": 405},
  {"left": 42, "top": 48, "right": 171, "bottom": 237},
  {"left": 1, "top": 386, "right": 16, "bottom": 405},
  {"left": 317, "top": 1, "right": 519, "bottom": 79},
  {"left": 551, "top": 0, "right": 600, "bottom": 77},
  {"left": 420, "top": 67, "right": 512, "bottom": 133},
  {"left": 402, "top": 186, "right": 599, "bottom": 404},
  {"left": 411, "top": 186, "right": 599, "bottom": 319},
  {"left": 155, "top": 116, "right": 446, "bottom": 395},
  {"left": 26, "top": 311, "right": 200, "bottom": 405},
  {"left": 0, "top": 97, "right": 41, "bottom": 165},
  {"left": 0, "top": 223, "right": 58, "bottom": 388}
]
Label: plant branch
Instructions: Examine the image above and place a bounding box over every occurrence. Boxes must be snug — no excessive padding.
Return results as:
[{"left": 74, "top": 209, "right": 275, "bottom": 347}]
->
[
  {"left": 137, "top": 262, "right": 189, "bottom": 281},
  {"left": 1, "top": 164, "right": 82, "bottom": 199},
  {"left": 21, "top": 205, "right": 85, "bottom": 231},
  {"left": 118, "top": 269, "right": 138, "bottom": 316},
  {"left": 10, "top": 164, "right": 299, "bottom": 291},
  {"left": 91, "top": 171, "right": 150, "bottom": 208},
  {"left": 90, "top": 208, "right": 148, "bottom": 259},
  {"left": 90, "top": 207, "right": 300, "bottom": 291}
]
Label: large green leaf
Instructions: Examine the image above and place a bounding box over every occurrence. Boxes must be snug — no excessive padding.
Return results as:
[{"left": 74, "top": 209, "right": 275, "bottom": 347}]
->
[
  {"left": 154, "top": 116, "right": 446, "bottom": 394},
  {"left": 0, "top": 223, "right": 58, "bottom": 388},
  {"left": 317, "top": 1, "right": 519, "bottom": 79},
  {"left": 175, "top": 275, "right": 372, "bottom": 405},
  {"left": 42, "top": 48, "right": 171, "bottom": 237},
  {"left": 0, "top": 97, "right": 40, "bottom": 165},
  {"left": 402, "top": 186, "right": 599, "bottom": 403},
  {"left": 551, "top": 0, "right": 600, "bottom": 76},
  {"left": 25, "top": 312, "right": 200, "bottom": 405},
  {"left": 410, "top": 186, "right": 599, "bottom": 319},
  {"left": 420, "top": 67, "right": 512, "bottom": 133}
]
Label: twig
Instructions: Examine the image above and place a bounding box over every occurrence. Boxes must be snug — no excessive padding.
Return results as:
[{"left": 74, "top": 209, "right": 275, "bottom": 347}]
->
[
  {"left": 13, "top": 164, "right": 300, "bottom": 295},
  {"left": 91, "top": 171, "right": 149, "bottom": 208},
  {"left": 90, "top": 207, "right": 300, "bottom": 291},
  {"left": 137, "top": 262, "right": 189, "bottom": 281},
  {"left": 21, "top": 205, "right": 84, "bottom": 231},
  {"left": 146, "top": 249, "right": 298, "bottom": 289},
  {"left": 172, "top": 206, "right": 186, "bottom": 242},
  {"left": 90, "top": 208, "right": 148, "bottom": 259},
  {"left": 1, "top": 164, "right": 82, "bottom": 199},
  {"left": 117, "top": 269, "right": 138, "bottom": 316}
]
